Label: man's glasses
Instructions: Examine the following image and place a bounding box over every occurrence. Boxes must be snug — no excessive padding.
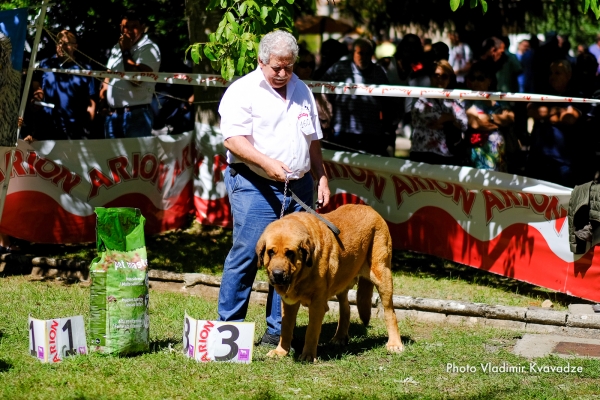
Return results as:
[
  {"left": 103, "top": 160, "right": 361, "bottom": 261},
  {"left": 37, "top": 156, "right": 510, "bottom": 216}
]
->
[
  {"left": 268, "top": 63, "right": 294, "bottom": 73},
  {"left": 297, "top": 61, "right": 315, "bottom": 69}
]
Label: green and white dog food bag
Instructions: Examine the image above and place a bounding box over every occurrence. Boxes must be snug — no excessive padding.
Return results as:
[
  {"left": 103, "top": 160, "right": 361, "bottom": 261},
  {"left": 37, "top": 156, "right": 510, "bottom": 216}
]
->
[{"left": 90, "top": 207, "right": 149, "bottom": 355}]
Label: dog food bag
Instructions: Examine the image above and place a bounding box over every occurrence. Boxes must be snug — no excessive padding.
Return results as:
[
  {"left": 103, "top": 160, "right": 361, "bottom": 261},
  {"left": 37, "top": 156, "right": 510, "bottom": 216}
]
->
[{"left": 90, "top": 207, "right": 149, "bottom": 355}]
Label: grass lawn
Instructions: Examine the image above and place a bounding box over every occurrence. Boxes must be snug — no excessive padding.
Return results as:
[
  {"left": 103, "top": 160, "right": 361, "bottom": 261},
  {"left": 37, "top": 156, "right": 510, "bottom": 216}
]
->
[
  {"left": 0, "top": 276, "right": 599, "bottom": 399},
  {"left": 17, "top": 221, "right": 588, "bottom": 311}
]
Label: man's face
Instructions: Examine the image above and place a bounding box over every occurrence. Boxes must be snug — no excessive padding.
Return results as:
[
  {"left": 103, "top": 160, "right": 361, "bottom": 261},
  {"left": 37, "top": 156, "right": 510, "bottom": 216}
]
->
[
  {"left": 259, "top": 54, "right": 295, "bottom": 89},
  {"left": 121, "top": 18, "right": 145, "bottom": 44},
  {"left": 493, "top": 43, "right": 505, "bottom": 61},
  {"left": 353, "top": 45, "right": 372, "bottom": 70},
  {"left": 56, "top": 35, "right": 77, "bottom": 60},
  {"left": 549, "top": 62, "right": 571, "bottom": 93},
  {"left": 518, "top": 41, "right": 530, "bottom": 54}
]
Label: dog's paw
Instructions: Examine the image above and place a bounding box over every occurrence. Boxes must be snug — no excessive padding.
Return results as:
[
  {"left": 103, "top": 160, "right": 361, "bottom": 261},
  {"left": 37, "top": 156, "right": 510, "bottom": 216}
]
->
[
  {"left": 329, "top": 335, "right": 349, "bottom": 347},
  {"left": 266, "top": 347, "right": 289, "bottom": 358},
  {"left": 386, "top": 342, "right": 404, "bottom": 353},
  {"left": 298, "top": 351, "right": 317, "bottom": 363}
]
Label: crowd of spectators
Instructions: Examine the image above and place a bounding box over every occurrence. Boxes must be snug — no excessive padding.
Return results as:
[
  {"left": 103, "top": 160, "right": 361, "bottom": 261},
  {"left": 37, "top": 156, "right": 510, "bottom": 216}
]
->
[{"left": 16, "top": 12, "right": 600, "bottom": 189}]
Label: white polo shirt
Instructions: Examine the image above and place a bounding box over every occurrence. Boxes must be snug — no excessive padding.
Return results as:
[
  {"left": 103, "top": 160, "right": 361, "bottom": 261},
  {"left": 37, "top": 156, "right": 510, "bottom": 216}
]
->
[
  {"left": 106, "top": 35, "right": 161, "bottom": 107},
  {"left": 218, "top": 67, "right": 322, "bottom": 180}
]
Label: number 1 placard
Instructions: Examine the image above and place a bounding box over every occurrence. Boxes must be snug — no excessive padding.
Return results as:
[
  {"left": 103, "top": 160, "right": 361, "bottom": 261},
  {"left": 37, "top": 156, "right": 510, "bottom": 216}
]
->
[
  {"left": 183, "top": 313, "right": 255, "bottom": 363},
  {"left": 28, "top": 315, "right": 87, "bottom": 363}
]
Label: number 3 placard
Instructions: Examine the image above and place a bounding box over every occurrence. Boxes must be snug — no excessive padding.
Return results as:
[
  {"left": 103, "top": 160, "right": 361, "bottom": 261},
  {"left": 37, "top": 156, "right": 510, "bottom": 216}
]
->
[
  {"left": 28, "top": 315, "right": 87, "bottom": 363},
  {"left": 183, "top": 313, "right": 255, "bottom": 363}
]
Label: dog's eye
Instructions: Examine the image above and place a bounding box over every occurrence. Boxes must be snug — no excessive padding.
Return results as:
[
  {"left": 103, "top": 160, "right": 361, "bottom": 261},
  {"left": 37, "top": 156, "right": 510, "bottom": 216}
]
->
[
  {"left": 267, "top": 249, "right": 275, "bottom": 257},
  {"left": 285, "top": 250, "right": 295, "bottom": 260}
]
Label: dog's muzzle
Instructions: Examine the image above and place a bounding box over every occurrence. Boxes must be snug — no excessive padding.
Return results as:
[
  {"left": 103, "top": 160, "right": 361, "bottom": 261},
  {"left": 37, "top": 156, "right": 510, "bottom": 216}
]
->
[{"left": 270, "top": 269, "right": 288, "bottom": 285}]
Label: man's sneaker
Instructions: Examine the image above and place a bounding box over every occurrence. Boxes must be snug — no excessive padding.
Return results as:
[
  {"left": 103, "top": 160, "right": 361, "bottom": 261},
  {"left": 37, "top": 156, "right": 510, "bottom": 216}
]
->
[{"left": 257, "top": 332, "right": 279, "bottom": 347}]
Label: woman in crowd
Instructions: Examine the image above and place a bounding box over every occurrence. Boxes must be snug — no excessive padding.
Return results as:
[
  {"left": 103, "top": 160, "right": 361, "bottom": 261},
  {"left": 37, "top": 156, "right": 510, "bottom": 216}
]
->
[
  {"left": 410, "top": 60, "right": 468, "bottom": 165},
  {"left": 464, "top": 61, "right": 514, "bottom": 172}
]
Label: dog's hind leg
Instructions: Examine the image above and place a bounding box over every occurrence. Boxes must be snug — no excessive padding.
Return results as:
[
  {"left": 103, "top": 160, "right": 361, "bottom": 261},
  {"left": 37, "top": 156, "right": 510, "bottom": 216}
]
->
[
  {"left": 370, "top": 264, "right": 404, "bottom": 353},
  {"left": 330, "top": 290, "right": 350, "bottom": 347},
  {"left": 267, "top": 301, "right": 300, "bottom": 358},
  {"left": 356, "top": 277, "right": 374, "bottom": 326}
]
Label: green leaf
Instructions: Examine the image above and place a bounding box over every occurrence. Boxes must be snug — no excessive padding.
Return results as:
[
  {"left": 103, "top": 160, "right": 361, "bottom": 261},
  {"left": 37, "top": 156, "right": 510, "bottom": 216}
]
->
[
  {"left": 236, "top": 56, "right": 246, "bottom": 75},
  {"left": 450, "top": 0, "right": 461, "bottom": 11},
  {"left": 271, "top": 0, "right": 279, "bottom": 4},
  {"left": 204, "top": 46, "right": 217, "bottom": 62},
  {"left": 286, "top": 0, "right": 293, "bottom": 3},
  {"left": 246, "top": 0, "right": 260, "bottom": 12},
  {"left": 220, "top": 0, "right": 227, "bottom": 8},
  {"left": 261, "top": 5, "right": 269, "bottom": 20},
  {"left": 274, "top": 11, "right": 280, "bottom": 24},
  {"left": 240, "top": 41, "right": 247, "bottom": 58},
  {"left": 207, "top": 0, "right": 220, "bottom": 10},
  {"left": 239, "top": 1, "right": 247, "bottom": 15},
  {"left": 480, "top": 0, "right": 487, "bottom": 13},
  {"left": 191, "top": 46, "right": 201, "bottom": 64},
  {"left": 469, "top": 0, "right": 477, "bottom": 8},
  {"left": 226, "top": 11, "right": 236, "bottom": 24}
]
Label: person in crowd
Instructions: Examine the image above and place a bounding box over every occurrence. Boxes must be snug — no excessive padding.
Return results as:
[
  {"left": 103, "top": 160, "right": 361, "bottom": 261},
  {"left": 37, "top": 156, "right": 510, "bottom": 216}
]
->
[
  {"left": 526, "top": 59, "right": 594, "bottom": 187},
  {"left": 312, "top": 38, "right": 347, "bottom": 80},
  {"left": 557, "top": 34, "right": 576, "bottom": 66},
  {"left": 395, "top": 34, "right": 431, "bottom": 139},
  {"left": 464, "top": 62, "right": 514, "bottom": 172},
  {"left": 410, "top": 60, "right": 468, "bottom": 166},
  {"left": 217, "top": 30, "right": 330, "bottom": 347},
  {"left": 532, "top": 32, "right": 562, "bottom": 94},
  {"left": 516, "top": 40, "right": 530, "bottom": 93},
  {"left": 320, "top": 38, "right": 395, "bottom": 156},
  {"left": 150, "top": 57, "right": 194, "bottom": 136},
  {"left": 479, "top": 36, "right": 505, "bottom": 67},
  {"left": 28, "top": 30, "right": 97, "bottom": 141},
  {"left": 587, "top": 34, "right": 600, "bottom": 75},
  {"left": 448, "top": 31, "right": 473, "bottom": 87},
  {"left": 522, "top": 34, "right": 539, "bottom": 93},
  {"left": 496, "top": 36, "right": 522, "bottom": 93},
  {"left": 99, "top": 9, "right": 161, "bottom": 138},
  {"left": 293, "top": 46, "right": 316, "bottom": 80},
  {"left": 573, "top": 51, "right": 600, "bottom": 99}
]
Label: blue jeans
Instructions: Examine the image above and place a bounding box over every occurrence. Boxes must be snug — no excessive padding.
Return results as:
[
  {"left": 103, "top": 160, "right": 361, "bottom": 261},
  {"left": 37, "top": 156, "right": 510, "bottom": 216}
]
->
[
  {"left": 104, "top": 108, "right": 153, "bottom": 138},
  {"left": 218, "top": 165, "right": 314, "bottom": 336}
]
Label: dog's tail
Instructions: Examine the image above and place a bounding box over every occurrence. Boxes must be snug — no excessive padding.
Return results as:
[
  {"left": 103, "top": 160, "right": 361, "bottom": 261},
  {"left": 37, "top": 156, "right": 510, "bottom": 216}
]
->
[{"left": 357, "top": 277, "right": 374, "bottom": 326}]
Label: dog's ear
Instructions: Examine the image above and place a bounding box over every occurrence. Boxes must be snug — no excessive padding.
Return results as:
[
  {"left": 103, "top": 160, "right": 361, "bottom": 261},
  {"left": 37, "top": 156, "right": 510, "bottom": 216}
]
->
[
  {"left": 299, "top": 238, "right": 313, "bottom": 267},
  {"left": 256, "top": 237, "right": 266, "bottom": 268}
]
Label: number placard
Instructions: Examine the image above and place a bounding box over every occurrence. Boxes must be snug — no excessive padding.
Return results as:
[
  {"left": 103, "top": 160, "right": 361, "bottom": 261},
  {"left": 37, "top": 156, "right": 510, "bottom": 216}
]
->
[
  {"left": 28, "top": 315, "right": 88, "bottom": 363},
  {"left": 182, "top": 314, "right": 254, "bottom": 363}
]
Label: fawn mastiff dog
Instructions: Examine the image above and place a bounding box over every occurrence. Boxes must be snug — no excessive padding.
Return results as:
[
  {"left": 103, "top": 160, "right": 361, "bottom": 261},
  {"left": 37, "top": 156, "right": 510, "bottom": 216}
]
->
[{"left": 256, "top": 204, "right": 403, "bottom": 362}]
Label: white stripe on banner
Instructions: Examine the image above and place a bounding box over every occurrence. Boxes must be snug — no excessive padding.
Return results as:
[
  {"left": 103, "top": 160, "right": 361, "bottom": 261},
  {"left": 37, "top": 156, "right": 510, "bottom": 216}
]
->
[{"left": 36, "top": 68, "right": 600, "bottom": 104}]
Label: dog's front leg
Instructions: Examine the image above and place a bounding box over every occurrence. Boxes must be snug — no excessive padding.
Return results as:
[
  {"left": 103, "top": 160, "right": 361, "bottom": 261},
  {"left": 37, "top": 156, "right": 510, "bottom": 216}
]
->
[
  {"left": 299, "top": 301, "right": 328, "bottom": 362},
  {"left": 267, "top": 301, "right": 300, "bottom": 358}
]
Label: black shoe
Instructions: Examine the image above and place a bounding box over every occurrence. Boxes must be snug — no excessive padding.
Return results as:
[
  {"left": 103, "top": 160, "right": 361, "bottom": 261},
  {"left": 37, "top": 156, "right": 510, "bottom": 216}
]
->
[{"left": 257, "top": 332, "right": 279, "bottom": 347}]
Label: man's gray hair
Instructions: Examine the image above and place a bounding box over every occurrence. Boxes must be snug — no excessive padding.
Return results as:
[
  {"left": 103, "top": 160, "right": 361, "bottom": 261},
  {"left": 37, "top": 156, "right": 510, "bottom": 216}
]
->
[{"left": 258, "top": 30, "right": 299, "bottom": 64}]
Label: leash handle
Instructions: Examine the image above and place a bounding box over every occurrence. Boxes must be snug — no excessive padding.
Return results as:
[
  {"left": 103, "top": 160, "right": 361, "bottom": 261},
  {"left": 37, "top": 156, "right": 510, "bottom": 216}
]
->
[{"left": 290, "top": 190, "right": 341, "bottom": 235}]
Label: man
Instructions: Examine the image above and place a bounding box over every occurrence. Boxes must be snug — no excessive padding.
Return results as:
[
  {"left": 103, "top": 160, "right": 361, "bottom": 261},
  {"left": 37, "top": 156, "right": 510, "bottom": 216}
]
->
[
  {"left": 99, "top": 10, "right": 161, "bottom": 138},
  {"left": 29, "top": 30, "right": 96, "bottom": 140},
  {"left": 217, "top": 30, "right": 330, "bottom": 346},
  {"left": 526, "top": 60, "right": 594, "bottom": 188},
  {"left": 448, "top": 31, "right": 472, "bottom": 86},
  {"left": 321, "top": 38, "right": 395, "bottom": 156},
  {"left": 587, "top": 34, "right": 600, "bottom": 75}
]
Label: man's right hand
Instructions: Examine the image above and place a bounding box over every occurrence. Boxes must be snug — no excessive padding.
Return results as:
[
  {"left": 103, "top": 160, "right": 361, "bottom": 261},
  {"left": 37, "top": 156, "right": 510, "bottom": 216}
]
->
[{"left": 261, "top": 158, "right": 292, "bottom": 182}]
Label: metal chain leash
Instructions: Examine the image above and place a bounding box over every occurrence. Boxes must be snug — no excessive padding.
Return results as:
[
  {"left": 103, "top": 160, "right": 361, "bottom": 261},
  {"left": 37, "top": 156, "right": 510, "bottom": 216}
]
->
[{"left": 280, "top": 174, "right": 289, "bottom": 219}]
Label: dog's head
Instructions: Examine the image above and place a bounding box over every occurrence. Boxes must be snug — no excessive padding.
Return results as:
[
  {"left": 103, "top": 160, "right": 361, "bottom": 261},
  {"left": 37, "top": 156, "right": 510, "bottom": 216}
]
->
[{"left": 256, "top": 218, "right": 313, "bottom": 291}]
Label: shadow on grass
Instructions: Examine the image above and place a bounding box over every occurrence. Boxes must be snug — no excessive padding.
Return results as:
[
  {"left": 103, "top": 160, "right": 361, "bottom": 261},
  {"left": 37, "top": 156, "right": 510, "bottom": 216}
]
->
[
  {"left": 292, "top": 322, "right": 414, "bottom": 361},
  {"left": 0, "top": 359, "right": 13, "bottom": 372},
  {"left": 149, "top": 337, "right": 180, "bottom": 353},
  {"left": 392, "top": 250, "right": 593, "bottom": 308}
]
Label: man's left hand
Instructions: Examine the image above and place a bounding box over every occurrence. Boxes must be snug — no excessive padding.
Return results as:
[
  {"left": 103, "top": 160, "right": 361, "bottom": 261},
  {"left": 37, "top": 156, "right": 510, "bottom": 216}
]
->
[{"left": 316, "top": 175, "right": 330, "bottom": 208}]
